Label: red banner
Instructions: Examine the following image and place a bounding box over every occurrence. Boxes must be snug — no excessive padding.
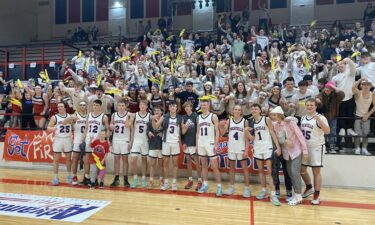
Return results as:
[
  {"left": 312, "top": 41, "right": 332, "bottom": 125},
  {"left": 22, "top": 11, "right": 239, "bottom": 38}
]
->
[
  {"left": 4, "top": 130, "right": 269, "bottom": 175},
  {"left": 3, "top": 129, "right": 66, "bottom": 163}
]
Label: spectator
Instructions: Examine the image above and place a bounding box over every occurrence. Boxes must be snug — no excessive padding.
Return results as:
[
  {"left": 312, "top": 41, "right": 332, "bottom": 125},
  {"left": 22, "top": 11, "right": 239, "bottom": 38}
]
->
[
  {"left": 232, "top": 35, "right": 245, "bottom": 64},
  {"left": 157, "top": 17, "right": 166, "bottom": 31},
  {"left": 270, "top": 106, "right": 307, "bottom": 206},
  {"left": 352, "top": 78, "right": 375, "bottom": 155},
  {"left": 363, "top": 3, "right": 374, "bottom": 29},
  {"left": 316, "top": 81, "right": 345, "bottom": 153},
  {"left": 251, "top": 28, "right": 269, "bottom": 51},
  {"left": 332, "top": 58, "right": 357, "bottom": 152}
]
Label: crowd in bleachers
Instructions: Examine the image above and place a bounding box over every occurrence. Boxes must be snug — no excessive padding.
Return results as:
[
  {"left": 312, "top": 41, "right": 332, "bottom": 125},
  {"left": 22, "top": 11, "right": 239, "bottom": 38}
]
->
[{"left": 1, "top": 10, "right": 375, "bottom": 157}]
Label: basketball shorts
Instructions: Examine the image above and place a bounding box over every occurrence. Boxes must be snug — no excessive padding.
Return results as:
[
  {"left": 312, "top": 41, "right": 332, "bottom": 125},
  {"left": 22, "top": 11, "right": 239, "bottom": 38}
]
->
[
  {"left": 197, "top": 144, "right": 217, "bottom": 158},
  {"left": 112, "top": 141, "right": 130, "bottom": 155},
  {"left": 131, "top": 142, "right": 149, "bottom": 156},
  {"left": 73, "top": 143, "right": 81, "bottom": 153},
  {"left": 302, "top": 145, "right": 325, "bottom": 167},
  {"left": 162, "top": 142, "right": 180, "bottom": 156},
  {"left": 183, "top": 146, "right": 196, "bottom": 155},
  {"left": 228, "top": 152, "right": 246, "bottom": 161},
  {"left": 253, "top": 149, "right": 273, "bottom": 161},
  {"left": 53, "top": 137, "right": 73, "bottom": 153},
  {"left": 148, "top": 149, "right": 163, "bottom": 159}
]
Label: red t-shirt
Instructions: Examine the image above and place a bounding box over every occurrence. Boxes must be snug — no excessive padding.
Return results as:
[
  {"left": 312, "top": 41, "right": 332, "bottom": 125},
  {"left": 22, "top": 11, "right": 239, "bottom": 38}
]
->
[{"left": 89, "top": 140, "right": 110, "bottom": 164}]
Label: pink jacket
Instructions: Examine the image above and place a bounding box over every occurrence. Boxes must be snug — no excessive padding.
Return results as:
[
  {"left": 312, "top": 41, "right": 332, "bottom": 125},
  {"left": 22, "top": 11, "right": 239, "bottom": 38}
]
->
[{"left": 273, "top": 117, "right": 308, "bottom": 160}]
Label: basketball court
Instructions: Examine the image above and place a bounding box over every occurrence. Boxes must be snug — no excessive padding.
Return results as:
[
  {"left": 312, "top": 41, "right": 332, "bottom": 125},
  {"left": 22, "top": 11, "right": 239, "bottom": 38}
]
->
[{"left": 0, "top": 168, "right": 374, "bottom": 225}]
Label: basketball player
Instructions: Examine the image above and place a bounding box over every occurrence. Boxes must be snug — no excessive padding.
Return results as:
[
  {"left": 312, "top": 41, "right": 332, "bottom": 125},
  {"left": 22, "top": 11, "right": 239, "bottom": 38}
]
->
[
  {"left": 47, "top": 102, "right": 72, "bottom": 186},
  {"left": 249, "top": 103, "right": 281, "bottom": 206},
  {"left": 147, "top": 106, "right": 164, "bottom": 188},
  {"left": 300, "top": 98, "right": 330, "bottom": 205},
  {"left": 129, "top": 100, "right": 151, "bottom": 188},
  {"left": 160, "top": 101, "right": 183, "bottom": 191},
  {"left": 181, "top": 101, "right": 202, "bottom": 191},
  {"left": 222, "top": 105, "right": 251, "bottom": 198},
  {"left": 80, "top": 99, "right": 110, "bottom": 185},
  {"left": 62, "top": 100, "right": 87, "bottom": 185},
  {"left": 196, "top": 99, "right": 222, "bottom": 197},
  {"left": 110, "top": 99, "right": 133, "bottom": 187}
]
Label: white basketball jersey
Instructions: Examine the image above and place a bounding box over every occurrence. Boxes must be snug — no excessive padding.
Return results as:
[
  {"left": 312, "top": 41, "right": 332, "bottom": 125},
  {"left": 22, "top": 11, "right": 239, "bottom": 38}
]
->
[
  {"left": 300, "top": 114, "right": 327, "bottom": 149},
  {"left": 165, "top": 117, "right": 180, "bottom": 143},
  {"left": 55, "top": 114, "right": 71, "bottom": 138},
  {"left": 87, "top": 112, "right": 104, "bottom": 139},
  {"left": 73, "top": 112, "right": 86, "bottom": 143},
  {"left": 133, "top": 112, "right": 150, "bottom": 144},
  {"left": 253, "top": 116, "right": 273, "bottom": 153},
  {"left": 228, "top": 118, "right": 246, "bottom": 153},
  {"left": 198, "top": 113, "right": 215, "bottom": 146},
  {"left": 112, "top": 112, "right": 131, "bottom": 142}
]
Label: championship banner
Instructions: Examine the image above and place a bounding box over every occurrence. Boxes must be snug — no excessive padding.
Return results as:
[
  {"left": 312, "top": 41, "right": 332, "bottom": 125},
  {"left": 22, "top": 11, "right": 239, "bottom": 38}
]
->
[
  {"left": 3, "top": 129, "right": 67, "bottom": 163},
  {"left": 0, "top": 192, "right": 111, "bottom": 222},
  {"left": 178, "top": 137, "right": 265, "bottom": 174}
]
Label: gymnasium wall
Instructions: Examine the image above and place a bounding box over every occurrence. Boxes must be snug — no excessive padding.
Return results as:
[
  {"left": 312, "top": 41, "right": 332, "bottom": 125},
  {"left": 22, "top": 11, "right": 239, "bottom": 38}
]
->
[
  {"left": 0, "top": 0, "right": 371, "bottom": 44},
  {"left": 0, "top": 142, "right": 374, "bottom": 189},
  {"left": 0, "top": 0, "right": 38, "bottom": 45}
]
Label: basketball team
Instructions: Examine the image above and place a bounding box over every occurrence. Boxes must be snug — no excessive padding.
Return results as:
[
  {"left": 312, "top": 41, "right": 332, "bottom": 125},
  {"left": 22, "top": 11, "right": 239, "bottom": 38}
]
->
[{"left": 47, "top": 97, "right": 328, "bottom": 207}]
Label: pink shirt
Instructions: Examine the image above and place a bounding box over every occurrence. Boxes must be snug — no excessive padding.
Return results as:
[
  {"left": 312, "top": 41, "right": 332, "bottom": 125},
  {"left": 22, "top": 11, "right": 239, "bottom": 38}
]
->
[{"left": 273, "top": 118, "right": 308, "bottom": 160}]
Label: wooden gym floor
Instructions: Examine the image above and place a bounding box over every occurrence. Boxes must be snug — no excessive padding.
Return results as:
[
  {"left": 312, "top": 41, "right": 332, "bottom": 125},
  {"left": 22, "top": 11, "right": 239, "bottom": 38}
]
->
[{"left": 0, "top": 168, "right": 374, "bottom": 225}]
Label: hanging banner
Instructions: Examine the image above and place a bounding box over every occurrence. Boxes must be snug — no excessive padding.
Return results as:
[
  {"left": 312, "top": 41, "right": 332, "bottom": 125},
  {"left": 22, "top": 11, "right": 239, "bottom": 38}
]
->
[{"left": 3, "top": 129, "right": 67, "bottom": 163}]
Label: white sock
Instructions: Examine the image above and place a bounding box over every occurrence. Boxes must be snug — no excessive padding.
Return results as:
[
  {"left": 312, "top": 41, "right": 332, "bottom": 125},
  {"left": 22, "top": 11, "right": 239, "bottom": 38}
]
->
[
  {"left": 150, "top": 177, "right": 154, "bottom": 182},
  {"left": 262, "top": 187, "right": 267, "bottom": 192},
  {"left": 172, "top": 179, "right": 177, "bottom": 184},
  {"left": 217, "top": 183, "right": 222, "bottom": 188},
  {"left": 203, "top": 181, "right": 208, "bottom": 186},
  {"left": 198, "top": 177, "right": 202, "bottom": 182},
  {"left": 142, "top": 176, "right": 146, "bottom": 180},
  {"left": 188, "top": 177, "right": 193, "bottom": 181},
  {"left": 54, "top": 174, "right": 58, "bottom": 179},
  {"left": 134, "top": 175, "right": 138, "bottom": 179}
]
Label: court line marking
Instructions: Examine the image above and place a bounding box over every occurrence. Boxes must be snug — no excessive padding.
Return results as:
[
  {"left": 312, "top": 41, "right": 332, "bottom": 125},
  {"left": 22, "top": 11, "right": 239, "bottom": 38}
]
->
[
  {"left": 250, "top": 197, "right": 254, "bottom": 225},
  {"left": 1, "top": 178, "right": 375, "bottom": 212}
]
